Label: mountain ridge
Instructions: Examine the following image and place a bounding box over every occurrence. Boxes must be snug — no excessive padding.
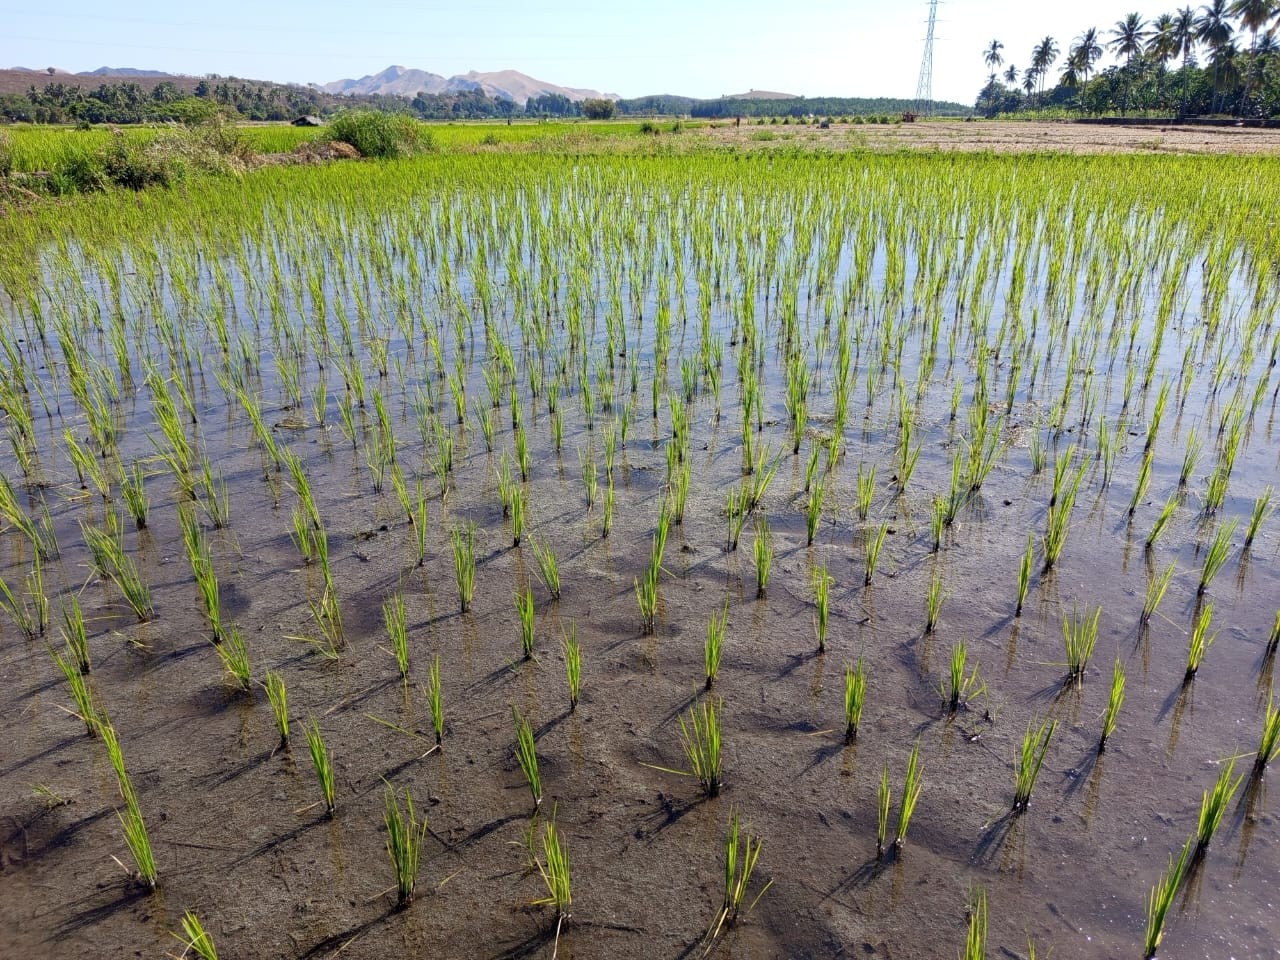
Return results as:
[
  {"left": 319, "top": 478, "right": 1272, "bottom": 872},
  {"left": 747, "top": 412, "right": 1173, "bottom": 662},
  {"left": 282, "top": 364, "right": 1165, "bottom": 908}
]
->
[{"left": 320, "top": 65, "right": 618, "bottom": 104}]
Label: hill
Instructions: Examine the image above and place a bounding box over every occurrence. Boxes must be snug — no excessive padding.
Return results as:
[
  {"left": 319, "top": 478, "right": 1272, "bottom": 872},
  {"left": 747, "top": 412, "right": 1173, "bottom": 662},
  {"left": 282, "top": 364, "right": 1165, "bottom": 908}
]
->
[{"left": 322, "top": 66, "right": 616, "bottom": 105}]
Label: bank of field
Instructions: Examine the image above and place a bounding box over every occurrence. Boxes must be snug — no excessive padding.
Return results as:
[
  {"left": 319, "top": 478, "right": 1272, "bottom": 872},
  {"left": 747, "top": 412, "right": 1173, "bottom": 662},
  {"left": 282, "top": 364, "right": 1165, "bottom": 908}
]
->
[{"left": 0, "top": 149, "right": 1278, "bottom": 960}]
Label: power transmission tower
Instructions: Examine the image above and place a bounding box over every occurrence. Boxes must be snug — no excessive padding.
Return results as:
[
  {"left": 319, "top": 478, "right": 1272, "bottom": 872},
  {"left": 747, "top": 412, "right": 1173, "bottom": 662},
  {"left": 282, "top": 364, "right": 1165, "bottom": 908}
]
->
[{"left": 915, "top": 0, "right": 940, "bottom": 115}]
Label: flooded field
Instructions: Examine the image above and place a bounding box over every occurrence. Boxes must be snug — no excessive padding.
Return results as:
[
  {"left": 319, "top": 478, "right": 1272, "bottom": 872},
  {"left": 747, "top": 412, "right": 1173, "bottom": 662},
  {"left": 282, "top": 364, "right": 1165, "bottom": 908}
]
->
[{"left": 1, "top": 150, "right": 1278, "bottom": 959}]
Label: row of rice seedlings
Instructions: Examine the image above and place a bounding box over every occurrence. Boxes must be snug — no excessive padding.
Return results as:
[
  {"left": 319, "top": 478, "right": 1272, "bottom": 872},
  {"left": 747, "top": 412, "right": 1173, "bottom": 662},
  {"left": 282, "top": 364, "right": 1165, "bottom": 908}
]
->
[
  {"left": 1061, "top": 604, "right": 1101, "bottom": 687},
  {"left": 1011, "top": 718, "right": 1056, "bottom": 814},
  {"left": 513, "top": 708, "right": 543, "bottom": 810}
]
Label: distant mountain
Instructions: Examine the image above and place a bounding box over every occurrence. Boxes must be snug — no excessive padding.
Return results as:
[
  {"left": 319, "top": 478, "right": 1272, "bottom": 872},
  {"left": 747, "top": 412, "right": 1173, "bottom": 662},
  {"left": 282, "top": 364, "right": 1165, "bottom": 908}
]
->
[
  {"left": 322, "top": 66, "right": 616, "bottom": 104},
  {"left": 80, "top": 67, "right": 174, "bottom": 78},
  {"left": 722, "top": 89, "right": 800, "bottom": 100}
]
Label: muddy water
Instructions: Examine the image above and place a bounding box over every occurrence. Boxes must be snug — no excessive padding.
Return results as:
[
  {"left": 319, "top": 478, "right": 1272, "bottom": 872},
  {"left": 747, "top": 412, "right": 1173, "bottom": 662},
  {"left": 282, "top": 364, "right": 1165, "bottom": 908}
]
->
[{"left": 2, "top": 157, "right": 1279, "bottom": 960}]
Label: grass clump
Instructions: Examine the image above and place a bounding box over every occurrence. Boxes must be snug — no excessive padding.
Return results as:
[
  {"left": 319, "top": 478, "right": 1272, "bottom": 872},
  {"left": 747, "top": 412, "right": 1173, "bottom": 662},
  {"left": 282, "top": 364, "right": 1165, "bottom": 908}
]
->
[
  {"left": 328, "top": 111, "right": 432, "bottom": 159},
  {"left": 384, "top": 784, "right": 428, "bottom": 908}
]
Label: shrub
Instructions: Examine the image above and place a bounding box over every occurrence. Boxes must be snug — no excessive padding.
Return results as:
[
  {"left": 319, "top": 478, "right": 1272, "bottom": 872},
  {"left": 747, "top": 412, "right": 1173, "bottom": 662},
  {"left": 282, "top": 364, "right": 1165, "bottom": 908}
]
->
[
  {"left": 328, "top": 110, "right": 428, "bottom": 159},
  {"left": 0, "top": 130, "right": 11, "bottom": 178},
  {"left": 638, "top": 120, "right": 660, "bottom": 135},
  {"left": 581, "top": 98, "right": 616, "bottom": 120}
]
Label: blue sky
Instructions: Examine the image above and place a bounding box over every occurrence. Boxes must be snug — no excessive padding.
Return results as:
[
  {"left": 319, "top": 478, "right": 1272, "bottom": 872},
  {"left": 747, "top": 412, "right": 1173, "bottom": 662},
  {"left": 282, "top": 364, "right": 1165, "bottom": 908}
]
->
[{"left": 4, "top": 1, "right": 1185, "bottom": 103}]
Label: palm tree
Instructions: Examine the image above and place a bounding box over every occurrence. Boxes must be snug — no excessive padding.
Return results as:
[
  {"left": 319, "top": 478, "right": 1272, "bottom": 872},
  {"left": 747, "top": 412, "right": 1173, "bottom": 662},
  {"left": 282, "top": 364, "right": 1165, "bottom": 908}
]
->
[
  {"left": 1110, "top": 13, "right": 1150, "bottom": 113},
  {"left": 1148, "top": 14, "right": 1179, "bottom": 111},
  {"left": 1173, "top": 6, "right": 1199, "bottom": 115},
  {"left": 1022, "top": 68, "right": 1037, "bottom": 99},
  {"left": 1071, "top": 27, "right": 1104, "bottom": 105},
  {"left": 1195, "top": 0, "right": 1235, "bottom": 111},
  {"left": 1004, "top": 64, "right": 1020, "bottom": 86},
  {"left": 1230, "top": 0, "right": 1274, "bottom": 111},
  {"left": 984, "top": 39, "right": 1005, "bottom": 74},
  {"left": 1030, "top": 36, "right": 1060, "bottom": 101}
]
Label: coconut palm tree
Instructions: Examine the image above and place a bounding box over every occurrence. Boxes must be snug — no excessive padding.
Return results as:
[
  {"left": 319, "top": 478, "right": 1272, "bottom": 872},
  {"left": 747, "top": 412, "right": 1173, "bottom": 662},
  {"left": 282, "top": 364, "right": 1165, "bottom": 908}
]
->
[
  {"left": 1173, "top": 6, "right": 1199, "bottom": 114},
  {"left": 1230, "top": 0, "right": 1275, "bottom": 111},
  {"left": 1004, "top": 64, "right": 1020, "bottom": 85},
  {"left": 1071, "top": 27, "right": 1104, "bottom": 105},
  {"left": 1148, "top": 14, "right": 1180, "bottom": 111},
  {"left": 984, "top": 39, "right": 1005, "bottom": 74},
  {"left": 1110, "top": 13, "right": 1151, "bottom": 113},
  {"left": 1196, "top": 0, "right": 1236, "bottom": 111},
  {"left": 1030, "top": 37, "right": 1060, "bottom": 101},
  {"left": 1022, "top": 68, "right": 1038, "bottom": 99}
]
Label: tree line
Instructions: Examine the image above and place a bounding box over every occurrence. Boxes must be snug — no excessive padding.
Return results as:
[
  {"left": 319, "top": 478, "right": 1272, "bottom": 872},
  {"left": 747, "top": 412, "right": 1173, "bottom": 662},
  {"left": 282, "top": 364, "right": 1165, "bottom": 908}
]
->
[{"left": 978, "top": 1, "right": 1280, "bottom": 117}]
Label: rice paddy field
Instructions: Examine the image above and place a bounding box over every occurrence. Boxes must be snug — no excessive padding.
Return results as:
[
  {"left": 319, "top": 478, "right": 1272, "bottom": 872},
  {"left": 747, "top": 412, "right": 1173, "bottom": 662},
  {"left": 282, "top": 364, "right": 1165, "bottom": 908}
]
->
[{"left": 1, "top": 146, "right": 1279, "bottom": 959}]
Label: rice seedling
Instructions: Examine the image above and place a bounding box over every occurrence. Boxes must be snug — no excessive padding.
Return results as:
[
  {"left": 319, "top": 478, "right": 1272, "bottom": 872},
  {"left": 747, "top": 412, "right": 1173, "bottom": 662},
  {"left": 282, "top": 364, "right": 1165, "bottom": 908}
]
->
[
  {"left": 1193, "top": 759, "right": 1243, "bottom": 860},
  {"left": 384, "top": 784, "right": 429, "bottom": 908},
  {"left": 962, "top": 886, "right": 987, "bottom": 960},
  {"left": 1011, "top": 718, "right": 1057, "bottom": 814},
  {"left": 725, "top": 485, "right": 749, "bottom": 552},
  {"left": 844, "top": 658, "right": 867, "bottom": 743},
  {"left": 1142, "top": 562, "right": 1176, "bottom": 624},
  {"left": 855, "top": 463, "right": 875, "bottom": 521},
  {"left": 534, "top": 820, "right": 572, "bottom": 949},
  {"left": 426, "top": 654, "right": 445, "bottom": 745},
  {"left": 451, "top": 524, "right": 476, "bottom": 613},
  {"left": 704, "top": 602, "right": 727, "bottom": 690},
  {"left": 1146, "top": 494, "right": 1178, "bottom": 549},
  {"left": 1185, "top": 603, "right": 1216, "bottom": 682},
  {"left": 811, "top": 565, "right": 833, "bottom": 652},
  {"left": 1061, "top": 604, "right": 1101, "bottom": 687},
  {"left": 671, "top": 458, "right": 692, "bottom": 524},
  {"left": 175, "top": 910, "right": 219, "bottom": 960},
  {"left": 517, "top": 587, "right": 536, "bottom": 661},
  {"left": 1098, "top": 657, "right": 1126, "bottom": 753},
  {"left": 512, "top": 708, "right": 543, "bottom": 810},
  {"left": 1253, "top": 696, "right": 1280, "bottom": 777},
  {"left": 265, "top": 670, "right": 289, "bottom": 747},
  {"left": 99, "top": 721, "right": 158, "bottom": 889},
  {"left": 805, "top": 482, "right": 824, "bottom": 546},
  {"left": 601, "top": 478, "right": 615, "bottom": 538},
  {"left": 924, "top": 572, "right": 945, "bottom": 634},
  {"left": 943, "top": 641, "right": 983, "bottom": 713},
  {"left": 563, "top": 624, "right": 582, "bottom": 711},
  {"left": 212, "top": 626, "right": 252, "bottom": 692},
  {"left": 58, "top": 594, "right": 90, "bottom": 673},
  {"left": 52, "top": 645, "right": 99, "bottom": 736},
  {"left": 304, "top": 718, "right": 337, "bottom": 816},
  {"left": 1178, "top": 428, "right": 1202, "bottom": 488},
  {"left": 752, "top": 517, "right": 773, "bottom": 599},
  {"left": 679, "top": 697, "right": 723, "bottom": 797},
  {"left": 0, "top": 569, "right": 41, "bottom": 641},
  {"left": 579, "top": 448, "right": 598, "bottom": 509},
  {"left": 894, "top": 740, "right": 924, "bottom": 850},
  {"left": 384, "top": 594, "right": 410, "bottom": 681},
  {"left": 1197, "top": 520, "right": 1237, "bottom": 595},
  {"left": 1144, "top": 838, "right": 1192, "bottom": 959},
  {"left": 509, "top": 486, "right": 526, "bottom": 547},
  {"left": 864, "top": 521, "right": 889, "bottom": 586},
  {"left": 707, "top": 811, "right": 771, "bottom": 943},
  {"left": 121, "top": 460, "right": 148, "bottom": 530},
  {"left": 530, "top": 534, "right": 561, "bottom": 600},
  {"left": 1244, "top": 486, "right": 1273, "bottom": 549},
  {"left": 1269, "top": 610, "right": 1280, "bottom": 657},
  {"left": 515, "top": 423, "right": 530, "bottom": 481},
  {"left": 1203, "top": 463, "right": 1231, "bottom": 515},
  {"left": 876, "top": 764, "right": 892, "bottom": 859}
]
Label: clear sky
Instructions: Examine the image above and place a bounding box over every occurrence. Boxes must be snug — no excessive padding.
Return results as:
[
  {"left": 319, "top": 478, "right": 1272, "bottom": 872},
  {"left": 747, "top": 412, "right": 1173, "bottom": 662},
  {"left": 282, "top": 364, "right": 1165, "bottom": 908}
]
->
[{"left": 4, "top": 1, "right": 1187, "bottom": 104}]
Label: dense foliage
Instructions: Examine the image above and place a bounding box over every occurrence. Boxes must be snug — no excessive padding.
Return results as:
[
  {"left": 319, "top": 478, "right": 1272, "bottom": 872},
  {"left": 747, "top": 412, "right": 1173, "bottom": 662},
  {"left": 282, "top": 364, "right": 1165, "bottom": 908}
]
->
[{"left": 616, "top": 95, "right": 969, "bottom": 117}]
